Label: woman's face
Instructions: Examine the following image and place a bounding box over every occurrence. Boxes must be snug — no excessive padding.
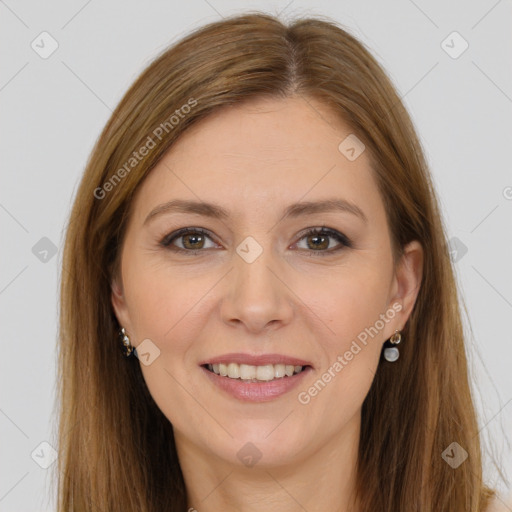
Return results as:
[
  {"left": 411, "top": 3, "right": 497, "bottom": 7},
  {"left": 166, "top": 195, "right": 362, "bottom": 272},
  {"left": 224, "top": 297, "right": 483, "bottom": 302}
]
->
[{"left": 111, "top": 96, "right": 422, "bottom": 468}]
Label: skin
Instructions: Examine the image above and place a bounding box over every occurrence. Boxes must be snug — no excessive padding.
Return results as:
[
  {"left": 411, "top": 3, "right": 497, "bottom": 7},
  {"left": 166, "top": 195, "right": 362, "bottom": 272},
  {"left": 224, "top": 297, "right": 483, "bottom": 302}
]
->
[{"left": 111, "top": 95, "right": 423, "bottom": 512}]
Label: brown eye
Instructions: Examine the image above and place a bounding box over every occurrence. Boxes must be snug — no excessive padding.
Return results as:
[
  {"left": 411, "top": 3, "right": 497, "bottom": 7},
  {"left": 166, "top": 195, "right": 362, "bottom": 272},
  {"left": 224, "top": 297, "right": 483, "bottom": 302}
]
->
[
  {"left": 305, "top": 233, "right": 329, "bottom": 250},
  {"left": 294, "top": 227, "right": 351, "bottom": 255},
  {"left": 181, "top": 232, "right": 206, "bottom": 250},
  {"left": 160, "top": 226, "right": 351, "bottom": 256},
  {"left": 160, "top": 228, "right": 217, "bottom": 252}
]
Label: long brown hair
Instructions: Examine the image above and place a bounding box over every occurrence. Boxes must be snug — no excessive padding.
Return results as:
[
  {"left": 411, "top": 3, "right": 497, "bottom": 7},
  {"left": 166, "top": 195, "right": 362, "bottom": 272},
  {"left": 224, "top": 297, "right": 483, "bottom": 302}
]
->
[{"left": 55, "top": 12, "right": 496, "bottom": 511}]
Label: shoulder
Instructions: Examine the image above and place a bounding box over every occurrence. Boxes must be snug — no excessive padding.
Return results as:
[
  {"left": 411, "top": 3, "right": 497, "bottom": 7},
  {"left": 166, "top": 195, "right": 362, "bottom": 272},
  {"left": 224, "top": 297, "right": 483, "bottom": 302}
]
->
[{"left": 485, "top": 493, "right": 512, "bottom": 512}]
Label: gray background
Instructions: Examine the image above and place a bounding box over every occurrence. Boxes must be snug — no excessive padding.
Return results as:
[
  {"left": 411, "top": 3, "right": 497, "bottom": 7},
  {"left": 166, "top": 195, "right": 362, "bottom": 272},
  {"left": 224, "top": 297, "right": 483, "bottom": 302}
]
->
[{"left": 1, "top": 0, "right": 511, "bottom": 510}]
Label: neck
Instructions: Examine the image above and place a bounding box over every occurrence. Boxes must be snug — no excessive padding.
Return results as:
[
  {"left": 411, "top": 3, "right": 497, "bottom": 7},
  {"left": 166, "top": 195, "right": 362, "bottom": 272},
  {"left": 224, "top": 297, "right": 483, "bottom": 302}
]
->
[{"left": 175, "top": 413, "right": 362, "bottom": 512}]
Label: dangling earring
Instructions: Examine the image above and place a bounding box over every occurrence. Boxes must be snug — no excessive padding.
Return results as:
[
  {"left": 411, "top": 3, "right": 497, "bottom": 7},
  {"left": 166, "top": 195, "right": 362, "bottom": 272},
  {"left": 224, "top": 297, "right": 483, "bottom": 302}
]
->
[
  {"left": 119, "top": 327, "right": 134, "bottom": 357},
  {"left": 383, "top": 329, "right": 401, "bottom": 362}
]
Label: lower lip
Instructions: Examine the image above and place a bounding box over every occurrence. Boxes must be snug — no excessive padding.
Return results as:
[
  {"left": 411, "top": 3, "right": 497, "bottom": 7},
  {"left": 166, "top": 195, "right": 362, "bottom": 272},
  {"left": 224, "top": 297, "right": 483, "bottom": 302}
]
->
[{"left": 200, "top": 366, "right": 312, "bottom": 403}]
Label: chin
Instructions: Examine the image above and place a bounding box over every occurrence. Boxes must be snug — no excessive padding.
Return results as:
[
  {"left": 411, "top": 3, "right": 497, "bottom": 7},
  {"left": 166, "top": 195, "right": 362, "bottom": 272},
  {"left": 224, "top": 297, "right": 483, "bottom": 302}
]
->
[{"left": 219, "top": 424, "right": 311, "bottom": 468}]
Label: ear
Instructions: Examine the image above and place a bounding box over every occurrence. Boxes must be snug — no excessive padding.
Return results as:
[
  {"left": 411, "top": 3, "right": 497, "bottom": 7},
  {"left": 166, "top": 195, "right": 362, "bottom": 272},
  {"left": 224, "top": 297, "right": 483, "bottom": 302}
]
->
[
  {"left": 111, "top": 274, "right": 133, "bottom": 334},
  {"left": 385, "top": 240, "right": 424, "bottom": 336}
]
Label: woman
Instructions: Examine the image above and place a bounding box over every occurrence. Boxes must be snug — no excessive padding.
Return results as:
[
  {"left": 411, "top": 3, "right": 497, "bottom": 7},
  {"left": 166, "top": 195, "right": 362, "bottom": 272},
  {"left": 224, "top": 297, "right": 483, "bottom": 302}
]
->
[{"left": 56, "top": 12, "right": 502, "bottom": 511}]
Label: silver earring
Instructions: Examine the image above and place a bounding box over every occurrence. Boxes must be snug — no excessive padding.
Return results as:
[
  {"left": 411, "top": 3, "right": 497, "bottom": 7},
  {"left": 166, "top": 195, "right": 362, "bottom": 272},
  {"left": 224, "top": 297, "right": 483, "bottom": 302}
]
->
[
  {"left": 119, "top": 327, "right": 134, "bottom": 357},
  {"left": 383, "top": 329, "right": 401, "bottom": 362}
]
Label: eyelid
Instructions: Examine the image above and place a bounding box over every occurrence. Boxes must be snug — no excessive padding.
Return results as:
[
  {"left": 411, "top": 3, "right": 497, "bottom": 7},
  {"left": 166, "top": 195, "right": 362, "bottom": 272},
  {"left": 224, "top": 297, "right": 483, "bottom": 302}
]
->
[
  {"left": 291, "top": 226, "right": 352, "bottom": 253},
  {"left": 159, "top": 227, "right": 218, "bottom": 249}
]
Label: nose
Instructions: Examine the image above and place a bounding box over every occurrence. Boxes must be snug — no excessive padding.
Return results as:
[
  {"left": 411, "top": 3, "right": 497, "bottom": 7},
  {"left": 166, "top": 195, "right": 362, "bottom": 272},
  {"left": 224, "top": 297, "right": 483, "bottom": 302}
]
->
[{"left": 220, "top": 245, "right": 294, "bottom": 334}]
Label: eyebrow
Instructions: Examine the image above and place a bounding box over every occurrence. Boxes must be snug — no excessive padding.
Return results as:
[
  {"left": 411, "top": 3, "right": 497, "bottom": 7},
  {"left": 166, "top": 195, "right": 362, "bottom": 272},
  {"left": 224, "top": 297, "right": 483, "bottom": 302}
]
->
[{"left": 144, "top": 198, "right": 368, "bottom": 225}]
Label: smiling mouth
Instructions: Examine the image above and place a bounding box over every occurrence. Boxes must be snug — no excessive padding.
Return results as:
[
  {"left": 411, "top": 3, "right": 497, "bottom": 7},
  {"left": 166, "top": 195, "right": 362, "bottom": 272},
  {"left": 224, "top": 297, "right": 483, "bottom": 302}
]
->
[{"left": 203, "top": 363, "right": 309, "bottom": 382}]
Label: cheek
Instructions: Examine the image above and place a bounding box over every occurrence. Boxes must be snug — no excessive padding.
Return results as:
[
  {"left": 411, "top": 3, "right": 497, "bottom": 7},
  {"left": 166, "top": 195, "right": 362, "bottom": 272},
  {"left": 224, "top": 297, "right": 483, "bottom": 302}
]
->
[
  {"left": 302, "top": 265, "right": 391, "bottom": 399},
  {"left": 123, "top": 253, "right": 212, "bottom": 342},
  {"left": 122, "top": 256, "right": 215, "bottom": 401},
  {"left": 296, "top": 284, "right": 387, "bottom": 429},
  {"left": 320, "top": 265, "right": 392, "bottom": 348}
]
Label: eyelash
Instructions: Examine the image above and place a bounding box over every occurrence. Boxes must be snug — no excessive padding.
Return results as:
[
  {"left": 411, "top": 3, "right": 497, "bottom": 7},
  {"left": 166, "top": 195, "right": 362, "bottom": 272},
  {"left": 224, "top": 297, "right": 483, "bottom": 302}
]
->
[{"left": 159, "top": 226, "right": 352, "bottom": 256}]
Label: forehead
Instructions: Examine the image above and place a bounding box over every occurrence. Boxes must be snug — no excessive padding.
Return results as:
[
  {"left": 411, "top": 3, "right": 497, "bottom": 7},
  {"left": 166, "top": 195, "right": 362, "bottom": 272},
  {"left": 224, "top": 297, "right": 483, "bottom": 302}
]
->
[
  {"left": 167, "top": 95, "right": 358, "bottom": 169},
  {"left": 131, "top": 96, "right": 384, "bottom": 225}
]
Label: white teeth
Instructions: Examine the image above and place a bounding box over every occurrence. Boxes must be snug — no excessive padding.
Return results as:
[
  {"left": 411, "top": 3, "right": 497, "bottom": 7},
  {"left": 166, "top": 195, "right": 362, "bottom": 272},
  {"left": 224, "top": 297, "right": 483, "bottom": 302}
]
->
[
  {"left": 274, "top": 364, "right": 286, "bottom": 378},
  {"left": 240, "top": 364, "right": 256, "bottom": 380},
  {"left": 207, "top": 362, "right": 305, "bottom": 381},
  {"left": 256, "top": 365, "right": 274, "bottom": 381},
  {"left": 227, "top": 363, "right": 240, "bottom": 379}
]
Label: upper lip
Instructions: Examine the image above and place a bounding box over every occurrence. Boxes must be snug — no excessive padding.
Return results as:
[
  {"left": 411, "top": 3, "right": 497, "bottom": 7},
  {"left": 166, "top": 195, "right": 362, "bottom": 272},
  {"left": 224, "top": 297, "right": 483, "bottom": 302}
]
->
[{"left": 199, "top": 353, "right": 313, "bottom": 367}]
